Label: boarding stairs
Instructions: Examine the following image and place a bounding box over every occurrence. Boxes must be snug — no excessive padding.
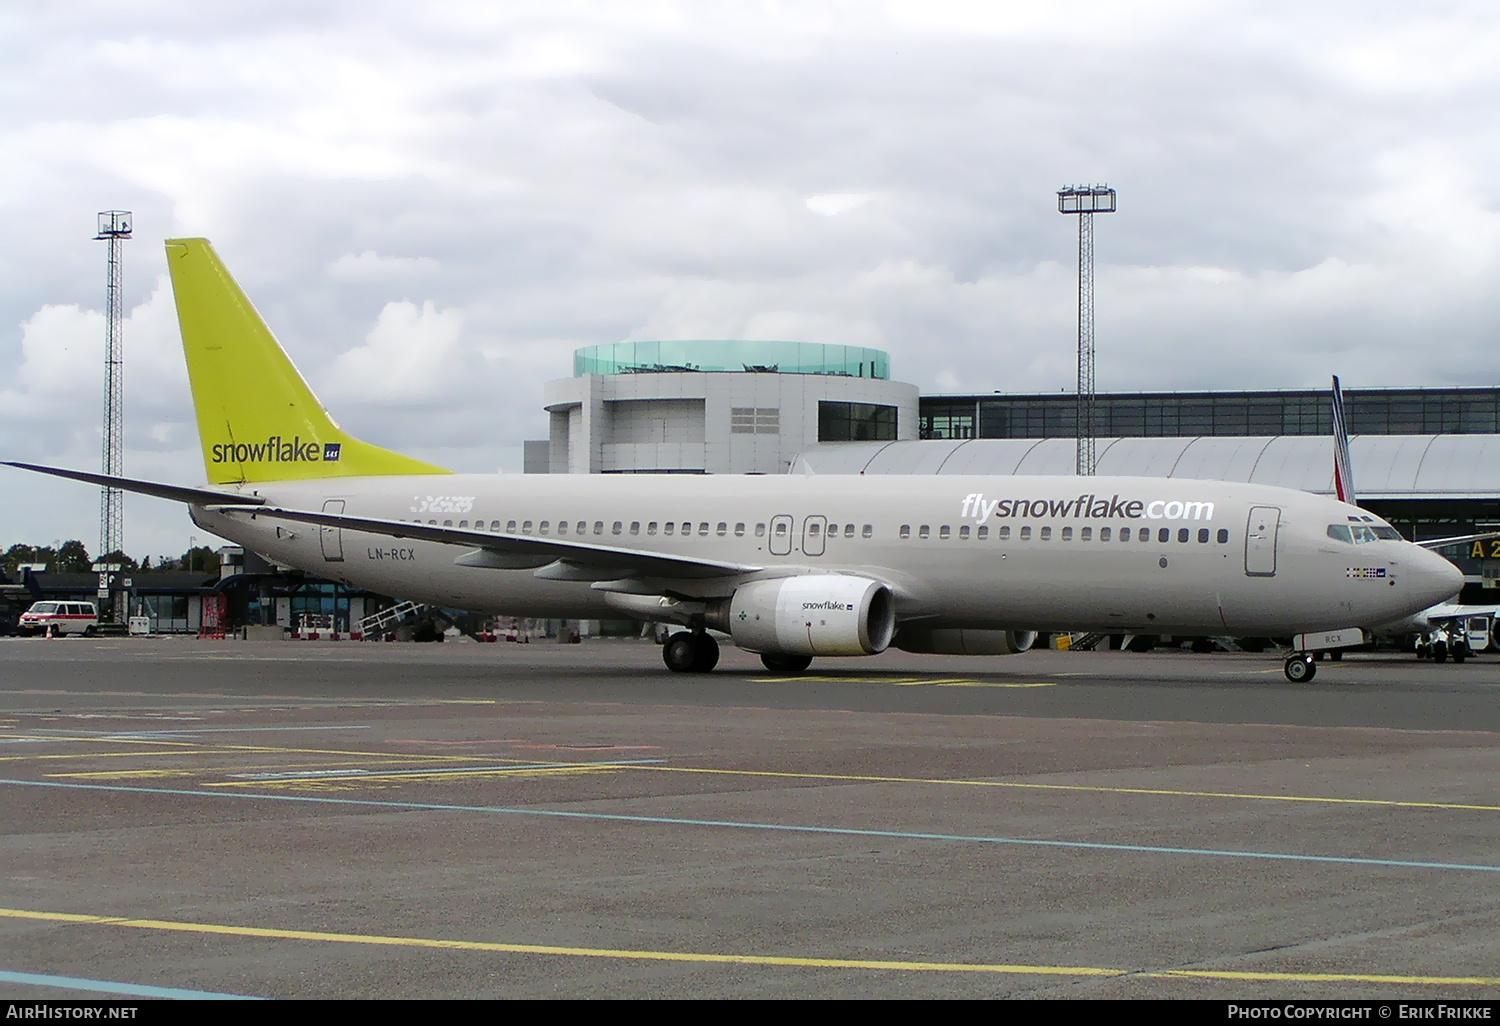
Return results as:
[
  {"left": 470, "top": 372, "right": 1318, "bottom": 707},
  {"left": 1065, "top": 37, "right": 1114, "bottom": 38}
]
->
[{"left": 357, "top": 600, "right": 427, "bottom": 639}]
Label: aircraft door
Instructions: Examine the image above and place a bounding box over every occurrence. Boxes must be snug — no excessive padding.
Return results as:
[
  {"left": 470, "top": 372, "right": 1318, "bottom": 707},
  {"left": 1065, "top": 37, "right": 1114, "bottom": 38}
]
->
[
  {"left": 320, "top": 499, "right": 345, "bottom": 562},
  {"left": 1244, "top": 505, "right": 1280, "bottom": 577},
  {"left": 769, "top": 514, "right": 794, "bottom": 556},
  {"left": 802, "top": 515, "right": 827, "bottom": 557}
]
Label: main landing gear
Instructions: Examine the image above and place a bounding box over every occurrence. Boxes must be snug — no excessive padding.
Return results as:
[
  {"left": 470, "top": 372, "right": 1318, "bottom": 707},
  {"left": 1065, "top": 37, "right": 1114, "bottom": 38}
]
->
[
  {"left": 1283, "top": 652, "right": 1316, "bottom": 683},
  {"left": 662, "top": 631, "right": 720, "bottom": 673},
  {"left": 760, "top": 652, "right": 812, "bottom": 674}
]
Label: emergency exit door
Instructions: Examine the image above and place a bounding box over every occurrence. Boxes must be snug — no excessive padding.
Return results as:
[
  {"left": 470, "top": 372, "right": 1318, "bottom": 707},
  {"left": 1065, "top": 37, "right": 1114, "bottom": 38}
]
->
[
  {"left": 1244, "top": 506, "right": 1280, "bottom": 577},
  {"left": 320, "top": 499, "right": 345, "bottom": 562}
]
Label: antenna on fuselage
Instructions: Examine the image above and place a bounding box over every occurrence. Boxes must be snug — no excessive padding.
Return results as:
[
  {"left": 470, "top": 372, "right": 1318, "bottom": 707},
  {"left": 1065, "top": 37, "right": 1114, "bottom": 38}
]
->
[{"left": 1331, "top": 374, "right": 1357, "bottom": 507}]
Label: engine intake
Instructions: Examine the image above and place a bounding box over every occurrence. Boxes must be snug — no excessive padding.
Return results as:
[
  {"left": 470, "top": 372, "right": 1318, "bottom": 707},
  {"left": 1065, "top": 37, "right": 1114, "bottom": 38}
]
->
[{"left": 721, "top": 576, "right": 895, "bottom": 656}]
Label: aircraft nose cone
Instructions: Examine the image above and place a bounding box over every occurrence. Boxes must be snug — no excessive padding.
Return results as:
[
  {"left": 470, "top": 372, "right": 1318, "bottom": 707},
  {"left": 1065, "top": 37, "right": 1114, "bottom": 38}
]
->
[{"left": 1411, "top": 546, "right": 1464, "bottom": 607}]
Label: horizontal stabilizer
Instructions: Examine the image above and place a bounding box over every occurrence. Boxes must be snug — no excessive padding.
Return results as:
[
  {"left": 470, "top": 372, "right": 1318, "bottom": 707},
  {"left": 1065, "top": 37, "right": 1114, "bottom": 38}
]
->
[{"left": 2, "top": 462, "right": 266, "bottom": 508}]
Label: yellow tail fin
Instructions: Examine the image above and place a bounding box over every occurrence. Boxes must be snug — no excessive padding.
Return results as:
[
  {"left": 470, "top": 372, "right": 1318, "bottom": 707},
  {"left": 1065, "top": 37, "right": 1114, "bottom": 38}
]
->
[{"left": 166, "top": 238, "right": 450, "bottom": 484}]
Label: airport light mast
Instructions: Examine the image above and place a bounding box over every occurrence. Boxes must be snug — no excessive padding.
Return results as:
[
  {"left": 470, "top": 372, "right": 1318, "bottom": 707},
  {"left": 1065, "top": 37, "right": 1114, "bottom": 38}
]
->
[
  {"left": 1057, "top": 185, "right": 1115, "bottom": 476},
  {"left": 95, "top": 210, "right": 131, "bottom": 622}
]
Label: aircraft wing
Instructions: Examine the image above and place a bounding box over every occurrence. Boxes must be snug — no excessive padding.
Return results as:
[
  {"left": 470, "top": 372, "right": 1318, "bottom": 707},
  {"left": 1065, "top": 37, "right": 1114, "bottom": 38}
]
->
[
  {"left": 1415, "top": 531, "right": 1500, "bottom": 551},
  {"left": 2, "top": 461, "right": 266, "bottom": 507},
  {"left": 217, "top": 505, "right": 762, "bottom": 580}
]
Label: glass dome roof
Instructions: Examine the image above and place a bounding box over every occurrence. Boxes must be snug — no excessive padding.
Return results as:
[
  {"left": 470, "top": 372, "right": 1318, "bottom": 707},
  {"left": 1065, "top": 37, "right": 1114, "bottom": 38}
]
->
[{"left": 574, "top": 340, "right": 889, "bottom": 379}]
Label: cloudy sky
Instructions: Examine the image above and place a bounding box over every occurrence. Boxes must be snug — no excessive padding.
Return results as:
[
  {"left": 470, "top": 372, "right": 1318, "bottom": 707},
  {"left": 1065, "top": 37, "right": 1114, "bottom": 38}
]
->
[{"left": 3, "top": 1, "right": 1498, "bottom": 559}]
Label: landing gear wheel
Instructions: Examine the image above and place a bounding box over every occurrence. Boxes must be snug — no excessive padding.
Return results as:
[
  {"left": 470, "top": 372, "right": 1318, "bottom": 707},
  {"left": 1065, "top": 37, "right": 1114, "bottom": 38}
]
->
[
  {"left": 1284, "top": 654, "right": 1316, "bottom": 683},
  {"left": 690, "top": 633, "right": 720, "bottom": 672},
  {"left": 1452, "top": 644, "right": 1468, "bottom": 664},
  {"left": 663, "top": 632, "right": 699, "bottom": 673},
  {"left": 760, "top": 652, "right": 813, "bottom": 674},
  {"left": 663, "top": 632, "right": 720, "bottom": 673},
  {"left": 1432, "top": 641, "right": 1448, "bottom": 663}
]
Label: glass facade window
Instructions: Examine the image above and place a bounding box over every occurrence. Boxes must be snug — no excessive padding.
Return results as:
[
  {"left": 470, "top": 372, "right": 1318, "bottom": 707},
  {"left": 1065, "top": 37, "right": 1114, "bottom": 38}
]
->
[
  {"left": 819, "top": 401, "right": 898, "bottom": 442},
  {"left": 922, "top": 388, "right": 1500, "bottom": 438},
  {"left": 575, "top": 340, "right": 889, "bottom": 379}
]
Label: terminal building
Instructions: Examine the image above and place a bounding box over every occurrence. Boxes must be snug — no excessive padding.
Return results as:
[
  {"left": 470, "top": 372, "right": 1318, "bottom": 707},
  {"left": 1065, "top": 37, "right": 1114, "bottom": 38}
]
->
[
  {"left": 801, "top": 386, "right": 1500, "bottom": 600},
  {"left": 535, "top": 340, "right": 918, "bottom": 475}
]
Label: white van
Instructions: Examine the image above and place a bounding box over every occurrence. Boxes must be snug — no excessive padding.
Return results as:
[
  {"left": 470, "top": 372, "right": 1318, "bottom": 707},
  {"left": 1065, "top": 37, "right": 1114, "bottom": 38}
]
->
[{"left": 18, "top": 601, "right": 100, "bottom": 637}]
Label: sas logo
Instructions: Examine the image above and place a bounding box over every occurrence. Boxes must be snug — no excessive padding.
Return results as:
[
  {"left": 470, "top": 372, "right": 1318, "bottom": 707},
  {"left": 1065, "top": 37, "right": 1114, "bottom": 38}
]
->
[
  {"left": 1346, "top": 567, "right": 1388, "bottom": 579},
  {"left": 410, "top": 495, "right": 476, "bottom": 514},
  {"left": 323, "top": 443, "right": 342, "bottom": 462}
]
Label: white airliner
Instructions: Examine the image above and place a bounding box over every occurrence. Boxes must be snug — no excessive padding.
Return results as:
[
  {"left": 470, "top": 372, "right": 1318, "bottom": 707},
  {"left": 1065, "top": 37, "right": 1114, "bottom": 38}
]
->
[{"left": 4, "top": 239, "right": 1464, "bottom": 681}]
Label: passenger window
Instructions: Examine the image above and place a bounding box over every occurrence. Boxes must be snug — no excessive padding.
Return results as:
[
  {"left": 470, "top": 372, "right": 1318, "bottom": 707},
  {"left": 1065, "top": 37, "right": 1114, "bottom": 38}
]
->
[
  {"left": 459, "top": 520, "right": 468, "bottom": 529},
  {"left": 919, "top": 525, "right": 930, "bottom": 539},
  {"left": 977, "top": 526, "right": 988, "bottom": 540},
  {"left": 716, "top": 522, "right": 727, "bottom": 536},
  {"left": 959, "top": 525, "right": 970, "bottom": 539},
  {"left": 862, "top": 525, "right": 872, "bottom": 538},
  {"left": 491, "top": 522, "right": 501, "bottom": 532},
  {"left": 613, "top": 521, "right": 623, "bottom": 535},
  {"left": 1062, "top": 526, "right": 1073, "bottom": 541},
  {"left": 648, "top": 522, "right": 658, "bottom": 535},
  {"left": 506, "top": 521, "right": 517, "bottom": 533},
  {"left": 1079, "top": 527, "right": 1091, "bottom": 541},
  {"left": 774, "top": 522, "right": 787, "bottom": 535},
  {"left": 539, "top": 521, "right": 550, "bottom": 535},
  {"left": 521, "top": 521, "right": 532, "bottom": 533},
  {"left": 1141, "top": 529, "right": 1151, "bottom": 543},
  {"left": 939, "top": 525, "right": 950, "bottom": 539},
  {"left": 594, "top": 522, "right": 604, "bottom": 535},
  {"left": 1217, "top": 529, "right": 1229, "bottom": 543},
  {"left": 429, "top": 520, "right": 437, "bottom": 525},
  {"left": 827, "top": 523, "right": 838, "bottom": 536},
  {"left": 444, "top": 520, "right": 454, "bottom": 527},
  {"left": 683, "top": 522, "right": 693, "bottom": 535},
  {"left": 553, "top": 521, "right": 564, "bottom": 534},
  {"left": 999, "top": 525, "right": 1011, "bottom": 540},
  {"left": 1040, "top": 526, "right": 1052, "bottom": 541},
  {"left": 810, "top": 523, "right": 822, "bottom": 536},
  {"left": 735, "top": 523, "right": 745, "bottom": 536},
  {"left": 630, "top": 522, "right": 640, "bottom": 535},
  {"left": 1020, "top": 526, "right": 1031, "bottom": 540},
  {"left": 698, "top": 523, "right": 708, "bottom": 536},
  {"left": 1198, "top": 528, "right": 1209, "bottom": 543},
  {"left": 900, "top": 525, "right": 911, "bottom": 539},
  {"left": 1100, "top": 527, "right": 1111, "bottom": 541},
  {"left": 756, "top": 523, "right": 766, "bottom": 537},
  {"left": 1119, "top": 527, "right": 1129, "bottom": 541},
  {"left": 845, "top": 525, "right": 855, "bottom": 538},
  {"left": 1158, "top": 528, "right": 1170, "bottom": 543},
  {"left": 1177, "top": 528, "right": 1189, "bottom": 543},
  {"left": 664, "top": 522, "right": 675, "bottom": 535}
]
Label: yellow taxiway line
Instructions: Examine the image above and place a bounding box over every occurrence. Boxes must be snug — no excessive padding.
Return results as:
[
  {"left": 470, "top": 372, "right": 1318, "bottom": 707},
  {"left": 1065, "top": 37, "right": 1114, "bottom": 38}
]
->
[{"left": 0, "top": 907, "right": 1492, "bottom": 986}]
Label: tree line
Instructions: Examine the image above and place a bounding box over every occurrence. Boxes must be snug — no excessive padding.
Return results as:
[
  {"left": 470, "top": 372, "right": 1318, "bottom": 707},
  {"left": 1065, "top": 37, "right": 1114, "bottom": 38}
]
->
[{"left": 2, "top": 543, "right": 220, "bottom": 576}]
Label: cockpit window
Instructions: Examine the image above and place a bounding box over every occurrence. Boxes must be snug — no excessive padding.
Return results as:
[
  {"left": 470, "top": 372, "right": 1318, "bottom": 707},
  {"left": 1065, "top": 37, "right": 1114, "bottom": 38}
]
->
[{"left": 1329, "top": 523, "right": 1402, "bottom": 544}]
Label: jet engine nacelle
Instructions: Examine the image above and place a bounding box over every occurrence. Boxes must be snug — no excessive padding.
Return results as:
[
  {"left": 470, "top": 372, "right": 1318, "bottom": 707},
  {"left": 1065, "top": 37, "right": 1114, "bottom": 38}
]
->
[
  {"left": 726, "top": 576, "right": 896, "bottom": 656},
  {"left": 892, "top": 627, "right": 1037, "bottom": 655}
]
